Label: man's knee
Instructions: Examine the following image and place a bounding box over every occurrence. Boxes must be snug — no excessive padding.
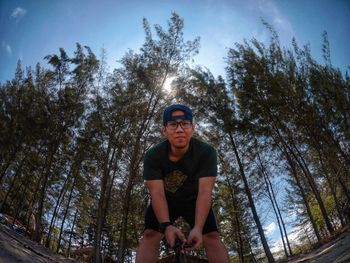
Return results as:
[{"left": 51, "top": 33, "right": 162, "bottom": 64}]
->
[
  {"left": 142, "top": 229, "right": 163, "bottom": 243},
  {"left": 203, "top": 232, "right": 229, "bottom": 263},
  {"left": 203, "top": 231, "right": 221, "bottom": 246},
  {"left": 136, "top": 229, "right": 163, "bottom": 263}
]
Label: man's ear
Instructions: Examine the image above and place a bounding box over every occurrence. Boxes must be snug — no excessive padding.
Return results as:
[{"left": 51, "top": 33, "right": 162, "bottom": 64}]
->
[{"left": 162, "top": 126, "right": 167, "bottom": 136}]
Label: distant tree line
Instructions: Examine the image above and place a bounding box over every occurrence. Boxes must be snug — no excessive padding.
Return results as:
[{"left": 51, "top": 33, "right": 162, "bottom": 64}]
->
[{"left": 0, "top": 13, "right": 349, "bottom": 263}]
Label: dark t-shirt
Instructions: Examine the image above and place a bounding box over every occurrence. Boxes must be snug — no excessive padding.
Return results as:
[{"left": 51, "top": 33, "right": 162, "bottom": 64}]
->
[{"left": 143, "top": 137, "right": 217, "bottom": 203}]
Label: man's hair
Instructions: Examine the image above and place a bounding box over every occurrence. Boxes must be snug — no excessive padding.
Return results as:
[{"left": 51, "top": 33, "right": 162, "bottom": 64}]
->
[{"left": 163, "top": 104, "right": 193, "bottom": 126}]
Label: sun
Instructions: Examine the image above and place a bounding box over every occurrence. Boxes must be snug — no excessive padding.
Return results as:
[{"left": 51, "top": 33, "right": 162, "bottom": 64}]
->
[{"left": 163, "top": 76, "right": 176, "bottom": 93}]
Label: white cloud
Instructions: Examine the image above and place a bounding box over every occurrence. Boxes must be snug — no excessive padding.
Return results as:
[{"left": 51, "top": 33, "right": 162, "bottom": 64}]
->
[
  {"left": 270, "top": 224, "right": 315, "bottom": 255},
  {"left": 2, "top": 41, "right": 12, "bottom": 56},
  {"left": 264, "top": 222, "right": 276, "bottom": 235},
  {"left": 10, "top": 7, "right": 27, "bottom": 22},
  {"left": 257, "top": 0, "right": 295, "bottom": 41}
]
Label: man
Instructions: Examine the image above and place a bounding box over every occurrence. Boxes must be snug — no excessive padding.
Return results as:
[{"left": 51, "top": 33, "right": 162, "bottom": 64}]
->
[{"left": 136, "top": 104, "right": 229, "bottom": 263}]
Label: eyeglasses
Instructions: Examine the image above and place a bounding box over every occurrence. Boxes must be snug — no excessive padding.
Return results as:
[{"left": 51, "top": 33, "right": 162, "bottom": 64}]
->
[{"left": 166, "top": 121, "right": 192, "bottom": 130}]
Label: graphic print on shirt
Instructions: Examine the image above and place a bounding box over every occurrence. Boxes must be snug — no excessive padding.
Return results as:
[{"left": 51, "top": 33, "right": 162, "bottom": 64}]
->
[{"left": 164, "top": 170, "right": 187, "bottom": 193}]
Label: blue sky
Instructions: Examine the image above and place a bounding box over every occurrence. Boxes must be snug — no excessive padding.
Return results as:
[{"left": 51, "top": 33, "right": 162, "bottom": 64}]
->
[{"left": 1, "top": 0, "right": 349, "bottom": 84}]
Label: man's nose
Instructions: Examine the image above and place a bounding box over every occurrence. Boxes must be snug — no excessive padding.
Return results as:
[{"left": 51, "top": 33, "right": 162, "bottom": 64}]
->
[{"left": 175, "top": 123, "right": 184, "bottom": 131}]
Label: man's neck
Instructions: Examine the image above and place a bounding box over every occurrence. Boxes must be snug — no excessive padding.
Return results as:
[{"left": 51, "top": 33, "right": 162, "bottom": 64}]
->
[{"left": 169, "top": 144, "right": 189, "bottom": 162}]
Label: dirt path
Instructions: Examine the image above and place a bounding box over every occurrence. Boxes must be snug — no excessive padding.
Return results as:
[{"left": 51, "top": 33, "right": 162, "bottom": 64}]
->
[
  {"left": 0, "top": 224, "right": 76, "bottom": 263},
  {"left": 280, "top": 228, "right": 350, "bottom": 263}
]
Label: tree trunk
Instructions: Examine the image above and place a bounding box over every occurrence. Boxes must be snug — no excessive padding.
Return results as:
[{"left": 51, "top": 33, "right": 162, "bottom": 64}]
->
[
  {"left": 318, "top": 151, "right": 345, "bottom": 227},
  {"left": 93, "top": 127, "right": 120, "bottom": 263},
  {"left": 34, "top": 148, "right": 57, "bottom": 243},
  {"left": 0, "top": 157, "right": 25, "bottom": 211},
  {"left": 255, "top": 142, "right": 293, "bottom": 255},
  {"left": 265, "top": 168, "right": 293, "bottom": 256},
  {"left": 323, "top": 125, "right": 350, "bottom": 168},
  {"left": 225, "top": 176, "right": 245, "bottom": 263},
  {"left": 0, "top": 142, "right": 23, "bottom": 184},
  {"left": 288, "top": 141, "right": 334, "bottom": 235},
  {"left": 116, "top": 150, "right": 140, "bottom": 263},
  {"left": 57, "top": 174, "right": 78, "bottom": 253},
  {"left": 278, "top": 143, "right": 321, "bottom": 241},
  {"left": 331, "top": 165, "right": 350, "bottom": 205},
  {"left": 228, "top": 132, "right": 275, "bottom": 263},
  {"left": 46, "top": 171, "right": 71, "bottom": 248},
  {"left": 93, "top": 170, "right": 107, "bottom": 263},
  {"left": 256, "top": 152, "right": 289, "bottom": 258},
  {"left": 67, "top": 208, "right": 79, "bottom": 258},
  {"left": 117, "top": 93, "right": 159, "bottom": 262}
]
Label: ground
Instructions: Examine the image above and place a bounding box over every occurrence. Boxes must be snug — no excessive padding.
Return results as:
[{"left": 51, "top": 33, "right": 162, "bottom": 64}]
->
[
  {"left": 279, "top": 227, "right": 350, "bottom": 263},
  {"left": 0, "top": 224, "right": 77, "bottom": 263},
  {"left": 1, "top": 223, "right": 349, "bottom": 262}
]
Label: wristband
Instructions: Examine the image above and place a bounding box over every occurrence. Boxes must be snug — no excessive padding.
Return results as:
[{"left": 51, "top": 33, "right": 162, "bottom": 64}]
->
[{"left": 159, "top": 222, "right": 172, "bottom": 234}]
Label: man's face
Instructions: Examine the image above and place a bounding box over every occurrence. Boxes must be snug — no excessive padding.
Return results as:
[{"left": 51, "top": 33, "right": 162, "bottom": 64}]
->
[{"left": 163, "top": 110, "right": 194, "bottom": 149}]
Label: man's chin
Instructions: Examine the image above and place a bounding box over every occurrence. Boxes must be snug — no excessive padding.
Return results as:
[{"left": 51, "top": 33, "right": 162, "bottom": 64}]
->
[{"left": 173, "top": 143, "right": 187, "bottom": 149}]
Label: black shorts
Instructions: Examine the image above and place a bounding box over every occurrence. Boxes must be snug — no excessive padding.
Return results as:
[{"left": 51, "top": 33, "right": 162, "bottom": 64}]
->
[{"left": 144, "top": 200, "right": 218, "bottom": 234}]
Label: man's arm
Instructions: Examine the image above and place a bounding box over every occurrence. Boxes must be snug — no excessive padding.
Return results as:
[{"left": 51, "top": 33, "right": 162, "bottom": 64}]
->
[
  {"left": 187, "top": 176, "right": 215, "bottom": 250},
  {"left": 145, "top": 179, "right": 170, "bottom": 223},
  {"left": 145, "top": 179, "right": 186, "bottom": 247}
]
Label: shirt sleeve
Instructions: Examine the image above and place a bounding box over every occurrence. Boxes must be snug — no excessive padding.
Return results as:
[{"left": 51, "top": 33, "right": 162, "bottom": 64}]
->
[
  {"left": 197, "top": 146, "right": 217, "bottom": 178},
  {"left": 143, "top": 149, "right": 163, "bottom": 180}
]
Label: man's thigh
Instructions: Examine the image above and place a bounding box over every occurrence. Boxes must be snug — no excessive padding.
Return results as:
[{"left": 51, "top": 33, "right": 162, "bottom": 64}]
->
[
  {"left": 144, "top": 204, "right": 180, "bottom": 231},
  {"left": 181, "top": 204, "right": 218, "bottom": 234},
  {"left": 144, "top": 203, "right": 218, "bottom": 234}
]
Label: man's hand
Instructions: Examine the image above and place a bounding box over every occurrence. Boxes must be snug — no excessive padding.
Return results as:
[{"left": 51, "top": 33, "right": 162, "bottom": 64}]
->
[
  {"left": 186, "top": 226, "right": 202, "bottom": 250},
  {"left": 164, "top": 225, "right": 186, "bottom": 248}
]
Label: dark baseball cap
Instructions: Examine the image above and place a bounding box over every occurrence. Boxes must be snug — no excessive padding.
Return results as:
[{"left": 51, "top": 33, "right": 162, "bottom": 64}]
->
[{"left": 163, "top": 104, "right": 193, "bottom": 126}]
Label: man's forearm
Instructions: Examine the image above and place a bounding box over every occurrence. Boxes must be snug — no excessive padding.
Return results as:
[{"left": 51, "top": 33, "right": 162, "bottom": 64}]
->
[
  {"left": 146, "top": 180, "right": 170, "bottom": 223},
  {"left": 151, "top": 192, "right": 170, "bottom": 223},
  {"left": 195, "top": 176, "right": 215, "bottom": 230},
  {"left": 194, "top": 191, "right": 212, "bottom": 230}
]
